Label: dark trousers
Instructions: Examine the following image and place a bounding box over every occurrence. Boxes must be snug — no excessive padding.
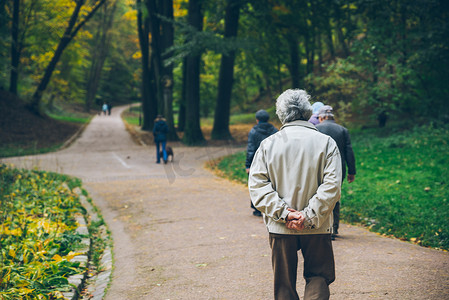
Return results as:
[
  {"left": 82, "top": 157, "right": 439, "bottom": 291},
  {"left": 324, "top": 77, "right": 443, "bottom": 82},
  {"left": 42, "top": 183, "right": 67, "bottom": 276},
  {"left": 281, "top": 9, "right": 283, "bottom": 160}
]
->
[
  {"left": 269, "top": 233, "right": 335, "bottom": 300},
  {"left": 155, "top": 140, "right": 167, "bottom": 163},
  {"left": 333, "top": 201, "right": 340, "bottom": 233}
]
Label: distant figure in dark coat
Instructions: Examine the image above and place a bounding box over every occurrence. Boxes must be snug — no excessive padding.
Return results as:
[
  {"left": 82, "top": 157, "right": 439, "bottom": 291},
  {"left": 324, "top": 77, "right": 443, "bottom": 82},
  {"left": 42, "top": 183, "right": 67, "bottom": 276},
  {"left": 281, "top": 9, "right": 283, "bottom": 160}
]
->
[
  {"left": 246, "top": 109, "right": 278, "bottom": 216},
  {"left": 316, "top": 105, "right": 356, "bottom": 239},
  {"left": 153, "top": 115, "right": 169, "bottom": 164}
]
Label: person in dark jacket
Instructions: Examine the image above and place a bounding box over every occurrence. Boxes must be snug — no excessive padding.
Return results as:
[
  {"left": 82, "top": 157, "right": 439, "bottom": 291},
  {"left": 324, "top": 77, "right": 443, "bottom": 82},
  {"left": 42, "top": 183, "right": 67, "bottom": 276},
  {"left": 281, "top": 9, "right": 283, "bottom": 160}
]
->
[
  {"left": 153, "top": 115, "right": 169, "bottom": 164},
  {"left": 316, "top": 105, "right": 356, "bottom": 239},
  {"left": 246, "top": 109, "right": 278, "bottom": 216}
]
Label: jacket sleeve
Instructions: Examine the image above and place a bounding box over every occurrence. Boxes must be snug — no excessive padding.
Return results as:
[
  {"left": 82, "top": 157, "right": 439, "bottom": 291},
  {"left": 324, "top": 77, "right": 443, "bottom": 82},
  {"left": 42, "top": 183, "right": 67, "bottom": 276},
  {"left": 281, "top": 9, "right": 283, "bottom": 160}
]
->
[
  {"left": 152, "top": 123, "right": 157, "bottom": 136},
  {"left": 245, "top": 129, "right": 257, "bottom": 169},
  {"left": 248, "top": 146, "right": 290, "bottom": 223},
  {"left": 301, "top": 141, "right": 342, "bottom": 229},
  {"left": 344, "top": 129, "right": 356, "bottom": 175}
]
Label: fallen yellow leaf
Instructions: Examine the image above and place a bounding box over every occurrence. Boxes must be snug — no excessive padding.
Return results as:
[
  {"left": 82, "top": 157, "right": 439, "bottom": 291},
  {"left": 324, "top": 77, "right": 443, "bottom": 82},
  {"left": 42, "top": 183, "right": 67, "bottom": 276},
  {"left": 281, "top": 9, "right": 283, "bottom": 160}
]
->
[{"left": 52, "top": 254, "right": 63, "bottom": 262}]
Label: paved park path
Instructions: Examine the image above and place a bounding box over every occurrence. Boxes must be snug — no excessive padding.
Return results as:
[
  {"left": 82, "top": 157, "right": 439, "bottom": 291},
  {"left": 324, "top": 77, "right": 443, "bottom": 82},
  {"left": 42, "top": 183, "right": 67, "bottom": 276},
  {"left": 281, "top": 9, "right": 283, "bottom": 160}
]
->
[{"left": 2, "top": 105, "right": 448, "bottom": 299}]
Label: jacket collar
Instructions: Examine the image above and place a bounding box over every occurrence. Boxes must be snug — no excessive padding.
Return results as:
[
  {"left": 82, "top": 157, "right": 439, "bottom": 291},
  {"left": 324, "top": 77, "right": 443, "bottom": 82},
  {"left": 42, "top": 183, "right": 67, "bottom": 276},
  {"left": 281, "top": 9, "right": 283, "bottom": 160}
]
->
[{"left": 280, "top": 120, "right": 318, "bottom": 131}]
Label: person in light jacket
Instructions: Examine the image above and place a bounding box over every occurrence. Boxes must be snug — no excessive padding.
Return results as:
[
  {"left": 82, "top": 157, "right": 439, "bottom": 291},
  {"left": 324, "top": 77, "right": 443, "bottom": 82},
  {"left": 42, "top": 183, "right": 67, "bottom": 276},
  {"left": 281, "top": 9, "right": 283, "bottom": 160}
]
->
[{"left": 248, "top": 89, "right": 342, "bottom": 300}]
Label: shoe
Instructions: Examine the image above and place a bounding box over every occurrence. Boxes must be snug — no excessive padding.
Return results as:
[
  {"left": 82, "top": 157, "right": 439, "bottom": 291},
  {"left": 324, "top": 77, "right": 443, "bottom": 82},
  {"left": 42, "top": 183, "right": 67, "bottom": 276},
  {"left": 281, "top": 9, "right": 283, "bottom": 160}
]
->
[
  {"left": 164, "top": 160, "right": 167, "bottom": 164},
  {"left": 156, "top": 161, "right": 161, "bottom": 164},
  {"left": 331, "top": 234, "right": 336, "bottom": 240},
  {"left": 253, "top": 210, "right": 262, "bottom": 217}
]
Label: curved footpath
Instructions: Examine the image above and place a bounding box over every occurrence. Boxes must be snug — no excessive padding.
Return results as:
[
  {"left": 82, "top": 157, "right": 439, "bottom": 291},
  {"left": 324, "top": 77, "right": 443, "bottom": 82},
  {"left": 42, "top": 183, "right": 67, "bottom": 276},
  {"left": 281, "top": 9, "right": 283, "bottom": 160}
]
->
[{"left": 2, "top": 106, "right": 448, "bottom": 299}]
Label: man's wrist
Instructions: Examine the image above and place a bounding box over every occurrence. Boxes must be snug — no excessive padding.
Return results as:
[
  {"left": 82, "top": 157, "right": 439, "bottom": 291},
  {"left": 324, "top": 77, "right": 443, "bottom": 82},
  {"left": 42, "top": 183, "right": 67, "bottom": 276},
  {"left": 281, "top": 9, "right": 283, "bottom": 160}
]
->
[
  {"left": 281, "top": 210, "right": 291, "bottom": 222},
  {"left": 300, "top": 211, "right": 315, "bottom": 229}
]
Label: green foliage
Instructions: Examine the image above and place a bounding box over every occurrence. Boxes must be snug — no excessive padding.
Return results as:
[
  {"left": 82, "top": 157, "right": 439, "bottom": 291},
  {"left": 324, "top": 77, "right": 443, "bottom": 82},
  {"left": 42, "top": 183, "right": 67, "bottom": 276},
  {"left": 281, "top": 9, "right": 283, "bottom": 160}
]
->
[
  {"left": 213, "top": 150, "right": 248, "bottom": 184},
  {"left": 212, "top": 125, "right": 449, "bottom": 250},
  {"left": 305, "top": 58, "right": 362, "bottom": 126},
  {"left": 341, "top": 124, "right": 449, "bottom": 250},
  {"left": 2, "top": 0, "right": 447, "bottom": 142},
  {"left": 0, "top": 165, "right": 86, "bottom": 298},
  {"left": 306, "top": 0, "right": 449, "bottom": 126}
]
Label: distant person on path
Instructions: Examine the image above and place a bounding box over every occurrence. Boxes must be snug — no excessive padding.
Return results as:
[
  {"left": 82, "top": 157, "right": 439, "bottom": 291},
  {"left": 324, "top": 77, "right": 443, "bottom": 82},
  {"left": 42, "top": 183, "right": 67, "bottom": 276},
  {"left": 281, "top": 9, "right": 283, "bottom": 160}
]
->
[
  {"left": 249, "top": 89, "right": 342, "bottom": 300},
  {"left": 107, "top": 102, "right": 112, "bottom": 115},
  {"left": 102, "top": 103, "right": 108, "bottom": 115},
  {"left": 316, "top": 105, "right": 356, "bottom": 240},
  {"left": 245, "top": 109, "right": 278, "bottom": 217},
  {"left": 153, "top": 115, "right": 169, "bottom": 164},
  {"left": 308, "top": 101, "right": 324, "bottom": 125}
]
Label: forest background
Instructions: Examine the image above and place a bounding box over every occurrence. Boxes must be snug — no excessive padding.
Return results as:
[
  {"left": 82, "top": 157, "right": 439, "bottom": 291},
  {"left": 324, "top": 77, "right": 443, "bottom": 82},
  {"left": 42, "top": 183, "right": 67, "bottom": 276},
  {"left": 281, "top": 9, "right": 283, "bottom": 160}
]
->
[{"left": 1, "top": 0, "right": 448, "bottom": 147}]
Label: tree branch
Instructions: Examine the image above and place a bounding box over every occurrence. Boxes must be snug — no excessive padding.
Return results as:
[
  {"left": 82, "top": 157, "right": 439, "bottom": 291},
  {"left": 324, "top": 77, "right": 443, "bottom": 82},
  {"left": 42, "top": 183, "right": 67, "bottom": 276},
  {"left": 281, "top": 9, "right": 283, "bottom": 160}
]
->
[{"left": 71, "top": 0, "right": 108, "bottom": 39}]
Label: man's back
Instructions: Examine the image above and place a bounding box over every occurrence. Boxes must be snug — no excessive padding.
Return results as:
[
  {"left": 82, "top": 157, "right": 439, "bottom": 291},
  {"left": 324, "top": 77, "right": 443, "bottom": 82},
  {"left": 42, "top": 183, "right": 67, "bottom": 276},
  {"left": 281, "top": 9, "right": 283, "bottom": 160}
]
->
[
  {"left": 249, "top": 120, "right": 342, "bottom": 234},
  {"left": 316, "top": 120, "right": 356, "bottom": 179},
  {"left": 246, "top": 122, "right": 277, "bottom": 169}
]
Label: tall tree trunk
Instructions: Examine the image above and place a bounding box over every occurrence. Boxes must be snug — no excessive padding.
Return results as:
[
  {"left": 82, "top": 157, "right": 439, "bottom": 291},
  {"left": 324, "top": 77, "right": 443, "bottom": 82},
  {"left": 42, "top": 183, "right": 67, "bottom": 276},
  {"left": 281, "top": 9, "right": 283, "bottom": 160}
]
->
[
  {"left": 177, "top": 57, "right": 187, "bottom": 132},
  {"left": 160, "top": 0, "right": 178, "bottom": 140},
  {"left": 146, "top": 0, "right": 164, "bottom": 113},
  {"left": 307, "top": 5, "right": 315, "bottom": 75},
  {"left": 29, "top": 0, "right": 106, "bottom": 115},
  {"left": 324, "top": 7, "right": 335, "bottom": 61},
  {"left": 183, "top": 0, "right": 204, "bottom": 145},
  {"left": 211, "top": 0, "right": 240, "bottom": 140},
  {"left": 9, "top": 0, "right": 20, "bottom": 95},
  {"left": 287, "top": 37, "right": 300, "bottom": 88},
  {"left": 137, "top": 0, "right": 157, "bottom": 130},
  {"left": 317, "top": 33, "right": 323, "bottom": 73},
  {"left": 304, "top": 33, "right": 311, "bottom": 74},
  {"left": 334, "top": 2, "right": 349, "bottom": 57},
  {"left": 85, "top": 1, "right": 117, "bottom": 112}
]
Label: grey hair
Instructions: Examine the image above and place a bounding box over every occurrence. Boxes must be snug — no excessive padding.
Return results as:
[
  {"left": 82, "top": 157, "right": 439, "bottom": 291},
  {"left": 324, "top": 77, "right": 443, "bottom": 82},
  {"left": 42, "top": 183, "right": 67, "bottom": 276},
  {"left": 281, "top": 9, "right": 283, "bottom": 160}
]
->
[{"left": 276, "top": 89, "right": 313, "bottom": 124}]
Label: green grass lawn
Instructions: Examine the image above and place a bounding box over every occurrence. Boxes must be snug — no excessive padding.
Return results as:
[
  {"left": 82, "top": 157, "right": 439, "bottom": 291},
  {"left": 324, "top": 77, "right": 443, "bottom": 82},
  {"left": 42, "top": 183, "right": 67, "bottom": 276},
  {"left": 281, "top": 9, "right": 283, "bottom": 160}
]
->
[{"left": 210, "top": 124, "right": 449, "bottom": 250}]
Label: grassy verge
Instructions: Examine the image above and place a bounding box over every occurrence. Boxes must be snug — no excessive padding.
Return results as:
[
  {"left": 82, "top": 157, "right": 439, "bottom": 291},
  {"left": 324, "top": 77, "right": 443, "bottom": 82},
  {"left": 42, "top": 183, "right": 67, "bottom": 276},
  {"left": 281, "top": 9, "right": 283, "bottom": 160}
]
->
[
  {"left": 121, "top": 105, "right": 142, "bottom": 126},
  {"left": 208, "top": 124, "right": 449, "bottom": 250},
  {"left": 0, "top": 164, "right": 109, "bottom": 299},
  {"left": 0, "top": 143, "right": 65, "bottom": 159},
  {"left": 46, "top": 113, "right": 91, "bottom": 124}
]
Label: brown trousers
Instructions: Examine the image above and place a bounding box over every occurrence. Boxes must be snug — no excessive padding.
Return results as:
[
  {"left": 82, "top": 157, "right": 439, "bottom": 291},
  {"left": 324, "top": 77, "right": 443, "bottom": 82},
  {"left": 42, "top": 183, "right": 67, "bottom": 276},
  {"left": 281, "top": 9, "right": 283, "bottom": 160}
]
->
[{"left": 269, "top": 233, "right": 335, "bottom": 300}]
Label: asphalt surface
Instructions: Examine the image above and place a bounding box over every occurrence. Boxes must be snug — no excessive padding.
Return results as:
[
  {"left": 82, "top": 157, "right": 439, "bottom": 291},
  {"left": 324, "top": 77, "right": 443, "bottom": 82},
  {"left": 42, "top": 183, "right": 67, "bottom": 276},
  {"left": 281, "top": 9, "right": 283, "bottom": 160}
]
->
[{"left": 2, "top": 105, "right": 449, "bottom": 300}]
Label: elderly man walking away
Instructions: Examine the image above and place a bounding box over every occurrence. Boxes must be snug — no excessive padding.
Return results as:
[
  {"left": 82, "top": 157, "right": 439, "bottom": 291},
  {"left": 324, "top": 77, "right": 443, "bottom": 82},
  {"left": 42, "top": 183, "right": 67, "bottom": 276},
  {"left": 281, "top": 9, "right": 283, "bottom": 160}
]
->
[
  {"left": 249, "top": 89, "right": 342, "bottom": 300},
  {"left": 316, "top": 105, "right": 356, "bottom": 240},
  {"left": 246, "top": 109, "right": 278, "bottom": 217}
]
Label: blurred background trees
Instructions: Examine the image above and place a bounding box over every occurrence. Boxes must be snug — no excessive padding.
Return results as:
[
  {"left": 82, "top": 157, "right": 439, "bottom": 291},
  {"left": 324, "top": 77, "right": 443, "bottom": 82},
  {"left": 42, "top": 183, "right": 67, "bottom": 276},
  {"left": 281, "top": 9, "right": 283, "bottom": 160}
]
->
[{"left": 1, "top": 0, "right": 448, "bottom": 143}]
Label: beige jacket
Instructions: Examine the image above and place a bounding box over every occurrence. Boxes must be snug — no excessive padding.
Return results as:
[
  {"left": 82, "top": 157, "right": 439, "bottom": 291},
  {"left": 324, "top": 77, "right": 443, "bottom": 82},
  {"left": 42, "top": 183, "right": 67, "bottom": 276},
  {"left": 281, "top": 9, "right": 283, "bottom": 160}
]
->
[{"left": 248, "top": 120, "right": 342, "bottom": 235}]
